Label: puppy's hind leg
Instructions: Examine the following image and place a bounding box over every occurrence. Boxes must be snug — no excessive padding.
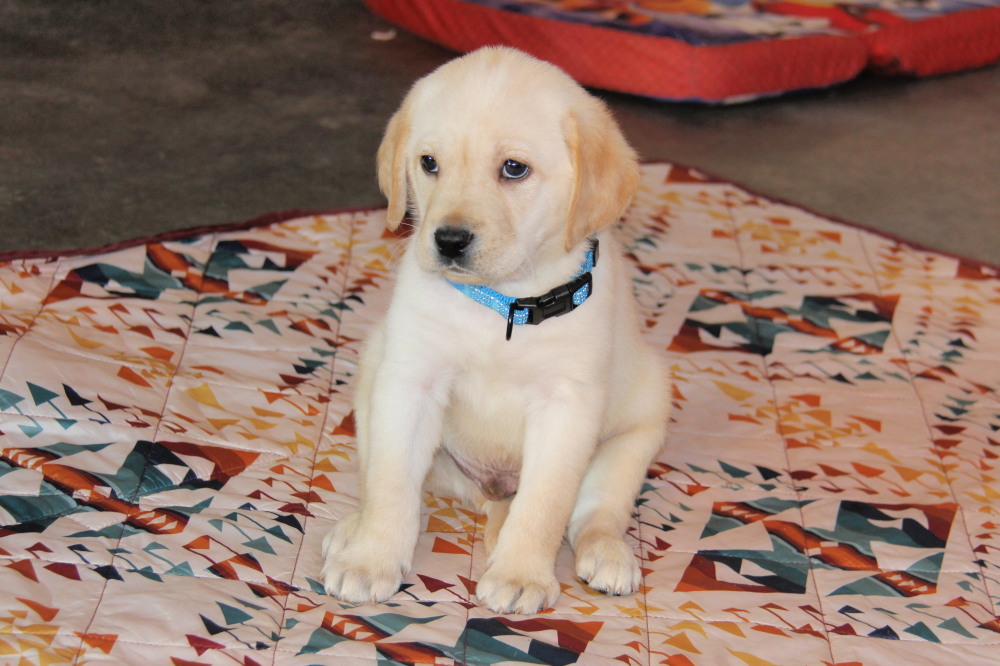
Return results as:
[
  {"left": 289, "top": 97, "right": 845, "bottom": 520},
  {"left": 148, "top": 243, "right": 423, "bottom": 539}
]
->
[
  {"left": 423, "top": 450, "right": 511, "bottom": 556},
  {"left": 568, "top": 418, "right": 667, "bottom": 596},
  {"left": 423, "top": 450, "right": 509, "bottom": 556},
  {"left": 482, "top": 498, "right": 511, "bottom": 556}
]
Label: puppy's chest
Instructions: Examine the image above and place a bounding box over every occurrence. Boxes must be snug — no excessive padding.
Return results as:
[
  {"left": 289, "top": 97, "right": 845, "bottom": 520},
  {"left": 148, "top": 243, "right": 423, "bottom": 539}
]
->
[{"left": 440, "top": 367, "right": 531, "bottom": 498}]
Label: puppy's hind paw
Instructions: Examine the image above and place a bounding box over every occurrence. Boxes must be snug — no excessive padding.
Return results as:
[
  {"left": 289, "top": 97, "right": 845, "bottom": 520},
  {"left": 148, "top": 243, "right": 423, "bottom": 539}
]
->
[{"left": 575, "top": 536, "right": 641, "bottom": 596}]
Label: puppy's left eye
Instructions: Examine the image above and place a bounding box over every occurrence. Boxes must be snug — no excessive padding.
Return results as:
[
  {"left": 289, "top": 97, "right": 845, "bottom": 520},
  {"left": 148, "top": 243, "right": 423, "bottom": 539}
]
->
[
  {"left": 420, "top": 155, "right": 439, "bottom": 174},
  {"left": 501, "top": 160, "right": 530, "bottom": 180}
]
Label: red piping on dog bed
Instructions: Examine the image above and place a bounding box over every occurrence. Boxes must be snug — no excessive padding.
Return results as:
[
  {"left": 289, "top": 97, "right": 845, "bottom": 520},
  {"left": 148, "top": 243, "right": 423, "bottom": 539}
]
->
[{"left": 364, "top": 0, "right": 869, "bottom": 103}]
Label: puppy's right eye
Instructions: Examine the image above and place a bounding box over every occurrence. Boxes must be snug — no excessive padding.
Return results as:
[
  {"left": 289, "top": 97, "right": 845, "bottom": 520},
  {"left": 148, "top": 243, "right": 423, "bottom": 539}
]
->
[{"left": 420, "top": 155, "right": 439, "bottom": 174}]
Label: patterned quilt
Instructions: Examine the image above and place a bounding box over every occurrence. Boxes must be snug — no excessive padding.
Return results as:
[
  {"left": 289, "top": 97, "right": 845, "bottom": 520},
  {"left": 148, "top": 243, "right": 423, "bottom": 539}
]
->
[{"left": 2, "top": 163, "right": 998, "bottom": 664}]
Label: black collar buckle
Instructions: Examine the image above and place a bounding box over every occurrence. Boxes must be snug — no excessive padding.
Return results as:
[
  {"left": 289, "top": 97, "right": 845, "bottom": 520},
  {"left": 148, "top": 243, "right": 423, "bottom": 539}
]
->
[{"left": 505, "top": 271, "right": 593, "bottom": 341}]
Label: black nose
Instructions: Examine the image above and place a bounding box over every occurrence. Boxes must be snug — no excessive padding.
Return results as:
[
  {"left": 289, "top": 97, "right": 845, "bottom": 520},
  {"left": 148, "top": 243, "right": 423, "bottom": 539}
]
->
[{"left": 434, "top": 226, "right": 474, "bottom": 259}]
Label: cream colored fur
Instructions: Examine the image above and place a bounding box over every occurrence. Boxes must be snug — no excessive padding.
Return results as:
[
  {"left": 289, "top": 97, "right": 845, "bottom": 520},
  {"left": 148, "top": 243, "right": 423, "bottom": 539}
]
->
[{"left": 321, "top": 47, "right": 670, "bottom": 614}]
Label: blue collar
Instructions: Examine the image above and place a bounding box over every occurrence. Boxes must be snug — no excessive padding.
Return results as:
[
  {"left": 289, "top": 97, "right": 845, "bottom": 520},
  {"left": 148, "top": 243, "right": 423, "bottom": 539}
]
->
[{"left": 448, "top": 238, "right": 599, "bottom": 340}]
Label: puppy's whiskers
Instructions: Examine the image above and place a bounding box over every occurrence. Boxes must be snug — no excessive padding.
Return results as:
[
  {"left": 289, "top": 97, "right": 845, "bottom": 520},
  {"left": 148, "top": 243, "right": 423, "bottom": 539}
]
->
[{"left": 384, "top": 221, "right": 415, "bottom": 267}]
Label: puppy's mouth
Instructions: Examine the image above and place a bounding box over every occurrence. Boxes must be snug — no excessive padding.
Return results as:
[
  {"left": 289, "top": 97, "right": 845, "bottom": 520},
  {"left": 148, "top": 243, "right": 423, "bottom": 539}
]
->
[
  {"left": 437, "top": 259, "right": 482, "bottom": 282},
  {"left": 416, "top": 246, "right": 481, "bottom": 282},
  {"left": 425, "top": 253, "right": 516, "bottom": 288}
]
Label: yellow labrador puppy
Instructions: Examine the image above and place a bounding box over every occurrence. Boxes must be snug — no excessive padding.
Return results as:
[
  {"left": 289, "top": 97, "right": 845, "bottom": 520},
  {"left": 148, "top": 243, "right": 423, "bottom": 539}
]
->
[{"left": 322, "top": 47, "right": 670, "bottom": 614}]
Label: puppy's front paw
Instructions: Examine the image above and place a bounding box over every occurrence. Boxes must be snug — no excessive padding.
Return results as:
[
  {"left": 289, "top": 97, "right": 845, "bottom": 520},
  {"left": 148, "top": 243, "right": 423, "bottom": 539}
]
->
[
  {"left": 476, "top": 562, "right": 560, "bottom": 614},
  {"left": 322, "top": 556, "right": 402, "bottom": 604},
  {"left": 575, "top": 536, "right": 641, "bottom": 596},
  {"left": 321, "top": 513, "right": 403, "bottom": 604}
]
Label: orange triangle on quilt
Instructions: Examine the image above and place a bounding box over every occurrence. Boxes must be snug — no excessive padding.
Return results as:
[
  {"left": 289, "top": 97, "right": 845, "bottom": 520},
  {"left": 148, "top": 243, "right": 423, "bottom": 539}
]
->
[
  {"left": 75, "top": 633, "right": 117, "bottom": 654},
  {"left": 117, "top": 366, "right": 152, "bottom": 387},
  {"left": 430, "top": 536, "right": 469, "bottom": 555},
  {"left": 18, "top": 598, "right": 58, "bottom": 622}
]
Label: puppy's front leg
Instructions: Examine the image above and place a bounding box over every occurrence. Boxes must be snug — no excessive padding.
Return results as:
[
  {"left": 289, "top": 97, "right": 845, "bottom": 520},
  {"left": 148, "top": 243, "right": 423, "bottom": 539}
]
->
[
  {"left": 476, "top": 388, "right": 599, "bottom": 614},
  {"left": 322, "top": 359, "right": 447, "bottom": 604}
]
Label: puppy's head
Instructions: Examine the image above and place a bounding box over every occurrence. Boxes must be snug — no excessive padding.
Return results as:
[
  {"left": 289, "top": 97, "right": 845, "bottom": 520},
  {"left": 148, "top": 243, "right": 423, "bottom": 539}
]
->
[{"left": 377, "top": 47, "right": 638, "bottom": 285}]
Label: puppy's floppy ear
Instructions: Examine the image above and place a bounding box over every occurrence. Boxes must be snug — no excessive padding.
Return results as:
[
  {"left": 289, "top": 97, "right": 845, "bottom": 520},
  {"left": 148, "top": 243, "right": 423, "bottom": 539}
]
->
[
  {"left": 563, "top": 98, "right": 640, "bottom": 250},
  {"left": 376, "top": 101, "right": 411, "bottom": 231}
]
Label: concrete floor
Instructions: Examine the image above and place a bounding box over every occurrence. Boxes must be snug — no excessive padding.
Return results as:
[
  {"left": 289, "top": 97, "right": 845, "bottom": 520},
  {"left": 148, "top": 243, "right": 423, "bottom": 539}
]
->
[{"left": 3, "top": 0, "right": 998, "bottom": 263}]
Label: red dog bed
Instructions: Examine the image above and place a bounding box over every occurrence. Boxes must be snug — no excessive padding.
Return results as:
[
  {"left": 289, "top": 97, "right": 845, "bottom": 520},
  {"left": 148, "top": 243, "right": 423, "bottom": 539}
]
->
[{"left": 365, "top": 0, "right": 1000, "bottom": 103}]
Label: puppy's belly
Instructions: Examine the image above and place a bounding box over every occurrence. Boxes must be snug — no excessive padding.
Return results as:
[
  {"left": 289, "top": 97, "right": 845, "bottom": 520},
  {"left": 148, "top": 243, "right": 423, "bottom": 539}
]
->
[
  {"left": 440, "top": 374, "right": 527, "bottom": 501},
  {"left": 446, "top": 449, "right": 519, "bottom": 501}
]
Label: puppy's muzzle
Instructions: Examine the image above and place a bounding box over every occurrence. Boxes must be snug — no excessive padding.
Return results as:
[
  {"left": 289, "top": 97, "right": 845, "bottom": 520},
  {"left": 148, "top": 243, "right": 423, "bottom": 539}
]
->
[{"left": 434, "top": 225, "right": 474, "bottom": 262}]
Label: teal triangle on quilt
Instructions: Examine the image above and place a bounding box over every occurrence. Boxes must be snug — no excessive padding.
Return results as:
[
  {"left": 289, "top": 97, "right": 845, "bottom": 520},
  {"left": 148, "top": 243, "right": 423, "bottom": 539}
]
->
[
  {"left": 0, "top": 388, "right": 25, "bottom": 410},
  {"left": 217, "top": 602, "right": 255, "bottom": 626}
]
